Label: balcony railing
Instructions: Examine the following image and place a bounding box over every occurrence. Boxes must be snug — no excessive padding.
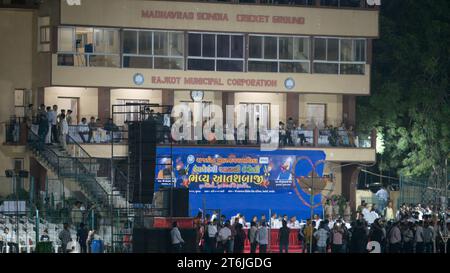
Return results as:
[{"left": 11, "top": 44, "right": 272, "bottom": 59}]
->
[{"left": 65, "top": 124, "right": 376, "bottom": 149}]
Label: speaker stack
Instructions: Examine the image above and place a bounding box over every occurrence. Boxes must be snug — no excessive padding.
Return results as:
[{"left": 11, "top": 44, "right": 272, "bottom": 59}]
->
[
  {"left": 128, "top": 119, "right": 157, "bottom": 204},
  {"left": 153, "top": 187, "right": 189, "bottom": 217}
]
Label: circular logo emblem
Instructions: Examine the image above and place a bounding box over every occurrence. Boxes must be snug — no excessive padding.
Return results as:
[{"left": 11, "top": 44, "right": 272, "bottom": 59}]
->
[
  {"left": 133, "top": 73, "right": 144, "bottom": 85},
  {"left": 284, "top": 77, "right": 295, "bottom": 90},
  {"left": 187, "top": 155, "right": 195, "bottom": 164}
]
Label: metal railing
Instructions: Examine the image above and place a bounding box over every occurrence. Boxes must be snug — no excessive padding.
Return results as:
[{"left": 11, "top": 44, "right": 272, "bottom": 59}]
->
[{"left": 27, "top": 129, "right": 110, "bottom": 208}]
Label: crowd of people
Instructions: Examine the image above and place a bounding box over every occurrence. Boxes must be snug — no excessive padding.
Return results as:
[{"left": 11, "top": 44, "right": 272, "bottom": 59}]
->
[
  {"left": 26, "top": 103, "right": 121, "bottom": 148},
  {"left": 170, "top": 201, "right": 449, "bottom": 254}
]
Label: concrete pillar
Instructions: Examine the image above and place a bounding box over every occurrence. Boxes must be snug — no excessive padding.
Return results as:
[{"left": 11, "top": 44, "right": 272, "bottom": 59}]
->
[
  {"left": 286, "top": 93, "right": 300, "bottom": 125},
  {"left": 343, "top": 95, "right": 356, "bottom": 127},
  {"left": 98, "top": 87, "right": 111, "bottom": 123}
]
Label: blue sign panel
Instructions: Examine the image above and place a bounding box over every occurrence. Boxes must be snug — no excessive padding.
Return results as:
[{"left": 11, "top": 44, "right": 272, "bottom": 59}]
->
[{"left": 155, "top": 147, "right": 326, "bottom": 220}]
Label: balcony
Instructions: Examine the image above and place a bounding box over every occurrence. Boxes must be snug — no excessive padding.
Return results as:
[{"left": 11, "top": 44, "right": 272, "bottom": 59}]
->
[{"left": 65, "top": 124, "right": 376, "bottom": 162}]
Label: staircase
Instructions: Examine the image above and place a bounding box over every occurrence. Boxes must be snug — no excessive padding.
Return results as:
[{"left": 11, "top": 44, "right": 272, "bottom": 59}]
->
[{"left": 27, "top": 129, "right": 128, "bottom": 209}]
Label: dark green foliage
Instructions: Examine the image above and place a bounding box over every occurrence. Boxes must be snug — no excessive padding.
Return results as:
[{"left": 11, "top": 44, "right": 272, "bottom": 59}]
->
[{"left": 357, "top": 0, "right": 450, "bottom": 184}]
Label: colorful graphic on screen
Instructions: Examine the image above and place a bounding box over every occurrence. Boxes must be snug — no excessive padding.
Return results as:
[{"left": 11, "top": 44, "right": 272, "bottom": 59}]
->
[{"left": 155, "top": 147, "right": 327, "bottom": 220}]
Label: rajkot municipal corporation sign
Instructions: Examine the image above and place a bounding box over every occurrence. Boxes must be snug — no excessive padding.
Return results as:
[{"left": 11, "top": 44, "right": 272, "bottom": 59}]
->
[{"left": 150, "top": 76, "right": 278, "bottom": 88}]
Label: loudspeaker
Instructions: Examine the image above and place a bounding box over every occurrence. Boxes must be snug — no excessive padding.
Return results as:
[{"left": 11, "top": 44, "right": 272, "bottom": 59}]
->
[
  {"left": 128, "top": 120, "right": 157, "bottom": 203},
  {"left": 156, "top": 188, "right": 189, "bottom": 217},
  {"left": 132, "top": 228, "right": 197, "bottom": 253}
]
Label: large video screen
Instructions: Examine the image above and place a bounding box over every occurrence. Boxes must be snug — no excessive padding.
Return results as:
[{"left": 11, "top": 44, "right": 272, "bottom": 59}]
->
[{"left": 155, "top": 147, "right": 327, "bottom": 220}]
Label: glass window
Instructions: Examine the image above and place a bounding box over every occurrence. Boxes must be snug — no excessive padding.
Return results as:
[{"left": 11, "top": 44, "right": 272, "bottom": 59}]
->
[
  {"left": 248, "top": 61, "right": 278, "bottom": 72},
  {"left": 340, "top": 39, "right": 353, "bottom": 62},
  {"left": 314, "top": 38, "right": 326, "bottom": 60},
  {"left": 58, "top": 27, "right": 74, "bottom": 52},
  {"left": 294, "top": 37, "right": 309, "bottom": 60},
  {"left": 169, "top": 32, "right": 184, "bottom": 56},
  {"left": 123, "top": 56, "right": 152, "bottom": 69},
  {"left": 280, "top": 62, "right": 310, "bottom": 73},
  {"left": 313, "top": 63, "right": 338, "bottom": 74},
  {"left": 264, "top": 36, "right": 277, "bottom": 59},
  {"left": 123, "top": 30, "right": 137, "bottom": 54},
  {"left": 202, "top": 34, "right": 215, "bottom": 57},
  {"left": 75, "top": 27, "right": 93, "bottom": 53},
  {"left": 231, "top": 36, "right": 243, "bottom": 58},
  {"left": 188, "top": 59, "right": 215, "bottom": 71},
  {"left": 217, "top": 35, "right": 230, "bottom": 58},
  {"left": 354, "top": 39, "right": 366, "bottom": 62},
  {"left": 217, "top": 60, "right": 243, "bottom": 72},
  {"left": 154, "top": 32, "right": 168, "bottom": 56},
  {"left": 94, "top": 28, "right": 119, "bottom": 54},
  {"left": 139, "top": 31, "right": 153, "bottom": 55},
  {"left": 279, "top": 37, "right": 293, "bottom": 60},
  {"left": 340, "top": 64, "right": 364, "bottom": 75},
  {"left": 327, "top": 38, "right": 339, "bottom": 61},
  {"left": 188, "top": 33, "right": 201, "bottom": 56},
  {"left": 249, "top": 36, "right": 262, "bottom": 59},
  {"left": 155, "top": 57, "right": 184, "bottom": 70}
]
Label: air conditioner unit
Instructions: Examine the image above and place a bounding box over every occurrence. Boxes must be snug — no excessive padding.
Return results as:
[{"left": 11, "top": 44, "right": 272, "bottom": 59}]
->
[{"left": 366, "top": 0, "right": 381, "bottom": 6}]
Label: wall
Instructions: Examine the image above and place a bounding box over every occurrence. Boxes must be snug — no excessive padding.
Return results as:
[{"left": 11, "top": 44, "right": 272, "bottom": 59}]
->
[
  {"left": 60, "top": 0, "right": 379, "bottom": 37},
  {"left": 52, "top": 56, "right": 371, "bottom": 95},
  {"left": 298, "top": 94, "right": 343, "bottom": 127},
  {"left": 0, "top": 9, "right": 34, "bottom": 189},
  {"left": 110, "top": 88, "right": 162, "bottom": 108},
  {"left": 44, "top": 87, "right": 99, "bottom": 119}
]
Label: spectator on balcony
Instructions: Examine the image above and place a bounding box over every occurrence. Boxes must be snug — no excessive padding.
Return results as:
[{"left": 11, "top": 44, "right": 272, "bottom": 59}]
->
[
  {"left": 45, "top": 106, "right": 53, "bottom": 144},
  {"left": 279, "top": 121, "right": 286, "bottom": 146},
  {"left": 37, "top": 104, "right": 49, "bottom": 149},
  {"left": 25, "top": 104, "right": 34, "bottom": 127},
  {"left": 347, "top": 125, "right": 356, "bottom": 147},
  {"left": 66, "top": 110, "right": 73, "bottom": 125},
  {"left": 338, "top": 122, "right": 349, "bottom": 146},
  {"left": 58, "top": 113, "right": 68, "bottom": 151},
  {"left": 78, "top": 118, "right": 90, "bottom": 143},
  {"left": 297, "top": 123, "right": 308, "bottom": 146},
  {"left": 88, "top": 116, "right": 97, "bottom": 143},
  {"left": 286, "top": 117, "right": 295, "bottom": 146},
  {"left": 48, "top": 105, "right": 58, "bottom": 144}
]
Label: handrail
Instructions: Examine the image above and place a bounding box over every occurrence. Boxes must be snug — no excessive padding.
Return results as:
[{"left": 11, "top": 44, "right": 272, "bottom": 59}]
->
[{"left": 27, "top": 127, "right": 110, "bottom": 205}]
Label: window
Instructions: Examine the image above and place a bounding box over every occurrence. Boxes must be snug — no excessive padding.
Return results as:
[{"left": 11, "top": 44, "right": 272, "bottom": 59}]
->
[
  {"left": 14, "top": 89, "right": 25, "bottom": 118},
  {"left": 187, "top": 32, "right": 244, "bottom": 72},
  {"left": 38, "top": 17, "right": 51, "bottom": 52},
  {"left": 313, "top": 37, "right": 366, "bottom": 74},
  {"left": 122, "top": 30, "right": 184, "bottom": 70},
  {"left": 248, "top": 35, "right": 310, "bottom": 73},
  {"left": 57, "top": 26, "right": 119, "bottom": 67}
]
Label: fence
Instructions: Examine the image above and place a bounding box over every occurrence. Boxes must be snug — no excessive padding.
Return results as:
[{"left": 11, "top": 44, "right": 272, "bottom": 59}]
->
[{"left": 399, "top": 176, "right": 448, "bottom": 208}]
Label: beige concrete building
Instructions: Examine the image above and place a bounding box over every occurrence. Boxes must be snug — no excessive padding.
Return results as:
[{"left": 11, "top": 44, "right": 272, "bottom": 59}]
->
[{"left": 0, "top": 0, "right": 379, "bottom": 209}]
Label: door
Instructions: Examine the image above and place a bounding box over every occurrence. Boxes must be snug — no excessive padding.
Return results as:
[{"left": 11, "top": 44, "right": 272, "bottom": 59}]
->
[{"left": 307, "top": 103, "right": 326, "bottom": 129}]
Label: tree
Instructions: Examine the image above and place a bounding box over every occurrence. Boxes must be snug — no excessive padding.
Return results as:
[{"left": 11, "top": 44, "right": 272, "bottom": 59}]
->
[{"left": 357, "top": 0, "right": 450, "bottom": 189}]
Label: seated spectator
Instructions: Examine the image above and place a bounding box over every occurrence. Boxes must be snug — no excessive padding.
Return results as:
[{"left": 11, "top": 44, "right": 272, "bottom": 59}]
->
[
  {"left": 88, "top": 116, "right": 97, "bottom": 143},
  {"left": 78, "top": 118, "right": 90, "bottom": 143}
]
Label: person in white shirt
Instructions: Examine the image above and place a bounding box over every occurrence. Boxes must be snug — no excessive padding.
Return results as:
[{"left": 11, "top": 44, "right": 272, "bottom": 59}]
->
[
  {"left": 59, "top": 113, "right": 68, "bottom": 150},
  {"left": 170, "top": 222, "right": 184, "bottom": 253},
  {"left": 270, "top": 213, "right": 280, "bottom": 229},
  {"left": 210, "top": 211, "right": 218, "bottom": 223},
  {"left": 50, "top": 105, "right": 58, "bottom": 143},
  {"left": 365, "top": 207, "right": 379, "bottom": 225},
  {"left": 256, "top": 222, "right": 269, "bottom": 253},
  {"left": 217, "top": 221, "right": 232, "bottom": 253},
  {"left": 375, "top": 187, "right": 389, "bottom": 212},
  {"left": 78, "top": 118, "right": 90, "bottom": 143},
  {"left": 206, "top": 220, "right": 218, "bottom": 253}
]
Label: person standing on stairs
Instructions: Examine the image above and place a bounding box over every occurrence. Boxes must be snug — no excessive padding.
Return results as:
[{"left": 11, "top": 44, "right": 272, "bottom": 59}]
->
[{"left": 59, "top": 113, "right": 68, "bottom": 151}]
